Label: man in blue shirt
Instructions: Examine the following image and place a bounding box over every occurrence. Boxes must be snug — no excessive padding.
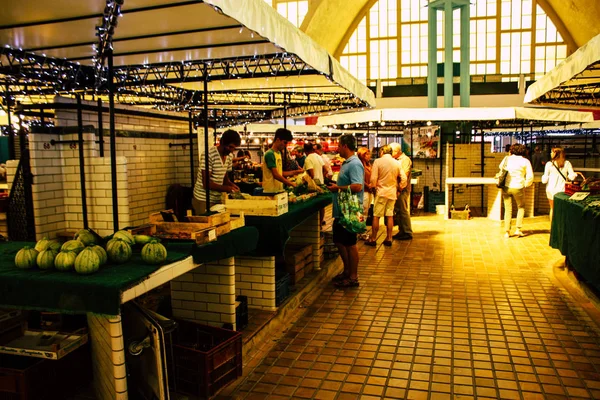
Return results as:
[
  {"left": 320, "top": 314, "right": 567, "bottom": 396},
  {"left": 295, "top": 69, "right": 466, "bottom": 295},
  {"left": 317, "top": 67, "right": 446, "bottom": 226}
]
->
[{"left": 327, "top": 134, "right": 364, "bottom": 288}]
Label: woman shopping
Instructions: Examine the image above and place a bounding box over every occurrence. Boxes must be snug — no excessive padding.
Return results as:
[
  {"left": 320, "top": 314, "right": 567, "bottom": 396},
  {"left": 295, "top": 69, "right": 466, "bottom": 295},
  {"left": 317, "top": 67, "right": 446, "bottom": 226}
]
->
[
  {"left": 541, "top": 147, "right": 579, "bottom": 220},
  {"left": 498, "top": 143, "right": 533, "bottom": 238},
  {"left": 357, "top": 147, "right": 373, "bottom": 240}
]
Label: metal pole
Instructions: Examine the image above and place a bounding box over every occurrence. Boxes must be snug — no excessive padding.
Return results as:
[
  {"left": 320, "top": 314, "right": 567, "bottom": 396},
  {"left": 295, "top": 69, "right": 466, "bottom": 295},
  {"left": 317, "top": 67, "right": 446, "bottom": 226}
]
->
[
  {"left": 427, "top": 5, "right": 438, "bottom": 108},
  {"left": 189, "top": 111, "right": 195, "bottom": 188},
  {"left": 459, "top": 3, "right": 470, "bottom": 107},
  {"left": 444, "top": 0, "right": 454, "bottom": 108},
  {"left": 76, "top": 95, "right": 89, "bottom": 229},
  {"left": 97, "top": 98, "right": 104, "bottom": 157},
  {"left": 5, "top": 86, "right": 15, "bottom": 160},
  {"left": 480, "top": 127, "right": 484, "bottom": 213},
  {"left": 203, "top": 70, "right": 210, "bottom": 212},
  {"left": 108, "top": 49, "right": 119, "bottom": 232},
  {"left": 452, "top": 128, "right": 456, "bottom": 206},
  {"left": 583, "top": 128, "right": 588, "bottom": 168},
  {"left": 283, "top": 100, "right": 288, "bottom": 129}
]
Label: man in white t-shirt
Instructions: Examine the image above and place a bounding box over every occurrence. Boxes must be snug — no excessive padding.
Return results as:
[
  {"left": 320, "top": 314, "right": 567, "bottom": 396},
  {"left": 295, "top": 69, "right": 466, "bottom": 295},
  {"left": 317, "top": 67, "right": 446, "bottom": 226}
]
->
[
  {"left": 314, "top": 143, "right": 333, "bottom": 182},
  {"left": 303, "top": 143, "right": 325, "bottom": 184},
  {"left": 192, "top": 129, "right": 241, "bottom": 214}
]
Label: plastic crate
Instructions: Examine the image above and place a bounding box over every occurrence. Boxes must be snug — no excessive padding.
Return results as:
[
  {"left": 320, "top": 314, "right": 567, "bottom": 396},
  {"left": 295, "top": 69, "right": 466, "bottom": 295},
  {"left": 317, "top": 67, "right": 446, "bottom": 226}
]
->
[
  {"left": 275, "top": 271, "right": 290, "bottom": 307},
  {"left": 168, "top": 320, "right": 242, "bottom": 399},
  {"left": 235, "top": 295, "right": 248, "bottom": 332},
  {"left": 427, "top": 191, "right": 445, "bottom": 213}
]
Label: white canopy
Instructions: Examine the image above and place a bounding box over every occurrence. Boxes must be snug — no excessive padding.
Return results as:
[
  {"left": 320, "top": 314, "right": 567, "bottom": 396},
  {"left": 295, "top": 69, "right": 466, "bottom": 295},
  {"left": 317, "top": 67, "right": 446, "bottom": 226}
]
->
[
  {"left": 524, "top": 33, "right": 600, "bottom": 108},
  {"left": 317, "top": 107, "right": 595, "bottom": 126},
  {"left": 0, "top": 0, "right": 374, "bottom": 117}
]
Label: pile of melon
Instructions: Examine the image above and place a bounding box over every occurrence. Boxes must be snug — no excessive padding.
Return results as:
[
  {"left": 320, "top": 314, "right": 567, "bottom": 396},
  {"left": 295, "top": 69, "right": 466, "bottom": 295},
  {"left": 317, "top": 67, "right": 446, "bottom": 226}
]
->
[{"left": 14, "top": 229, "right": 168, "bottom": 274}]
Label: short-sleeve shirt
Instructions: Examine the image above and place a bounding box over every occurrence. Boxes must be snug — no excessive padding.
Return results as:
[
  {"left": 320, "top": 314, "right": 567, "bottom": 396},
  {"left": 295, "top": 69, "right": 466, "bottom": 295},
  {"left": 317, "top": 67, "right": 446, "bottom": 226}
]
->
[
  {"left": 262, "top": 148, "right": 284, "bottom": 193},
  {"left": 333, "top": 154, "right": 364, "bottom": 219},
  {"left": 193, "top": 146, "right": 232, "bottom": 204},
  {"left": 304, "top": 153, "right": 325, "bottom": 184}
]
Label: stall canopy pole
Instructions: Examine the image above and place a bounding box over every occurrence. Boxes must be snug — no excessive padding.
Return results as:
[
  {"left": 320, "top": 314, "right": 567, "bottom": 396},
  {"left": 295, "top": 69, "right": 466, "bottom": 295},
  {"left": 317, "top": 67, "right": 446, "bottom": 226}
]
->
[
  {"left": 203, "top": 69, "right": 210, "bottom": 213},
  {"left": 4, "top": 85, "right": 15, "bottom": 160},
  {"left": 283, "top": 98, "right": 288, "bottom": 129},
  {"left": 189, "top": 111, "right": 195, "bottom": 189},
  {"left": 583, "top": 127, "right": 588, "bottom": 168},
  {"left": 97, "top": 99, "right": 104, "bottom": 157},
  {"left": 108, "top": 49, "right": 119, "bottom": 232},
  {"left": 76, "top": 95, "right": 89, "bottom": 229},
  {"left": 451, "top": 128, "right": 456, "bottom": 207},
  {"left": 480, "top": 127, "right": 484, "bottom": 213}
]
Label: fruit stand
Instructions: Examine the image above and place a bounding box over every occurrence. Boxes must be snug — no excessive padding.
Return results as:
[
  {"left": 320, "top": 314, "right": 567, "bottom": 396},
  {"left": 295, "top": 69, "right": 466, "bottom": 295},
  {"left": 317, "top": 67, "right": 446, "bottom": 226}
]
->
[{"left": 0, "top": 225, "right": 259, "bottom": 400}]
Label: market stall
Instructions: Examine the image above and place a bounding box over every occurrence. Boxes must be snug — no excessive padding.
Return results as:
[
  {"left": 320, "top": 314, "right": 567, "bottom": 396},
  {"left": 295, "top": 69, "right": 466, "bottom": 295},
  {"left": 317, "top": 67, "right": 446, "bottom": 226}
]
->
[
  {"left": 550, "top": 193, "right": 600, "bottom": 290},
  {"left": 317, "top": 107, "right": 595, "bottom": 218}
]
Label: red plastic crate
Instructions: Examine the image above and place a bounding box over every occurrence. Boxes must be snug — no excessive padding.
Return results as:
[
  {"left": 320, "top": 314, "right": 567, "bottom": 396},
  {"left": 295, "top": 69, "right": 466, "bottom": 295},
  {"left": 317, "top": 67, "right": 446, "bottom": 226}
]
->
[{"left": 168, "top": 320, "right": 242, "bottom": 399}]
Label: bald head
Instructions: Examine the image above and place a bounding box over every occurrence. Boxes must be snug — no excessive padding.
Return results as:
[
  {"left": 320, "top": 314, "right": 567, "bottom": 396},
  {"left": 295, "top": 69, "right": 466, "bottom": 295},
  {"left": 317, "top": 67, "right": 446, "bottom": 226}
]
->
[{"left": 390, "top": 142, "right": 402, "bottom": 159}]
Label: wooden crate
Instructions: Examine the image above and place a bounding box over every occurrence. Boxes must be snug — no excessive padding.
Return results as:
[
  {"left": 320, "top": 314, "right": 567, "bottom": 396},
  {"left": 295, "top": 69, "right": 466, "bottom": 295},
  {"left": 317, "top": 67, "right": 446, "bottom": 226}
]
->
[
  {"left": 229, "top": 214, "right": 245, "bottom": 231},
  {"left": 223, "top": 192, "right": 288, "bottom": 216},
  {"left": 284, "top": 244, "right": 313, "bottom": 285},
  {"left": 146, "top": 210, "right": 232, "bottom": 243},
  {"left": 186, "top": 212, "right": 231, "bottom": 225}
]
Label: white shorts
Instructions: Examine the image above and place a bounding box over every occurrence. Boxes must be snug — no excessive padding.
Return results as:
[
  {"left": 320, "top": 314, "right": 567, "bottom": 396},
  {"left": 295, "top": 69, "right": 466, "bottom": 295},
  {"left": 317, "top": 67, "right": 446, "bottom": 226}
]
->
[{"left": 373, "top": 196, "right": 395, "bottom": 217}]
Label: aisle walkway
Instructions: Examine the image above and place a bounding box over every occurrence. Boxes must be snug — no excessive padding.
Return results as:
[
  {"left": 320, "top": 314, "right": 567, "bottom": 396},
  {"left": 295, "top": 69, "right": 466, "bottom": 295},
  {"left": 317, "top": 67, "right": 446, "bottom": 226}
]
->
[{"left": 221, "top": 215, "right": 600, "bottom": 400}]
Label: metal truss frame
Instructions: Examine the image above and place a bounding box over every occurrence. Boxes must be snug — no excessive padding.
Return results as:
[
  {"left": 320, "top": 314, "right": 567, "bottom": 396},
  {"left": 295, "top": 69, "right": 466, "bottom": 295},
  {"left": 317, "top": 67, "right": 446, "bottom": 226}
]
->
[{"left": 530, "top": 62, "right": 600, "bottom": 108}]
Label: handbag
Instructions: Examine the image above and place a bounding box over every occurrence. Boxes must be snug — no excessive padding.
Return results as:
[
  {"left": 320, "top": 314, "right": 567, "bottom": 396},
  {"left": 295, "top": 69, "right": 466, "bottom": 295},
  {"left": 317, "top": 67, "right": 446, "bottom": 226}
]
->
[
  {"left": 495, "top": 157, "right": 509, "bottom": 188},
  {"left": 338, "top": 187, "right": 367, "bottom": 234}
]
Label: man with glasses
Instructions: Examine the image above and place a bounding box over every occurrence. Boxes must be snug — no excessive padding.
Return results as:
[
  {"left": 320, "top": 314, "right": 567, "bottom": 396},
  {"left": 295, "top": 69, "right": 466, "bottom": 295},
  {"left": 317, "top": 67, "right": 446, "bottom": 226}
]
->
[{"left": 192, "top": 129, "right": 241, "bottom": 214}]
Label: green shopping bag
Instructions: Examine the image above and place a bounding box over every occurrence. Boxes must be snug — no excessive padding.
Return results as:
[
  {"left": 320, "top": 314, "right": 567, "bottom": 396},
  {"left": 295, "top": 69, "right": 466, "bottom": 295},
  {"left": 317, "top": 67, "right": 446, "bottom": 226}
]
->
[{"left": 338, "top": 188, "right": 367, "bottom": 234}]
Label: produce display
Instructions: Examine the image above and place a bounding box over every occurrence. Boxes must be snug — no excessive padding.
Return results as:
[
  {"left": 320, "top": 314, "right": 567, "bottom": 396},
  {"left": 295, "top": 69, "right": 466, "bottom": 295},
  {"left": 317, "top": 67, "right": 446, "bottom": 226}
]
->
[
  {"left": 286, "top": 173, "right": 328, "bottom": 204},
  {"left": 13, "top": 229, "right": 169, "bottom": 274}
]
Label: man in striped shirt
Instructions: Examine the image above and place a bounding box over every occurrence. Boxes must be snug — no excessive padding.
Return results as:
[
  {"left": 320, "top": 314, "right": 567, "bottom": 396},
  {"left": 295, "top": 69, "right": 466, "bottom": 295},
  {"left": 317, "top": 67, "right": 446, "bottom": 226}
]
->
[{"left": 192, "top": 129, "right": 241, "bottom": 214}]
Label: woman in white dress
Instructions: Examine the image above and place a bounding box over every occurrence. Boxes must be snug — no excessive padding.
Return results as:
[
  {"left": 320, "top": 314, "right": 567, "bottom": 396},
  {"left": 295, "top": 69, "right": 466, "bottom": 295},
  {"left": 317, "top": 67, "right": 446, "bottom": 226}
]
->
[{"left": 541, "top": 147, "right": 579, "bottom": 220}]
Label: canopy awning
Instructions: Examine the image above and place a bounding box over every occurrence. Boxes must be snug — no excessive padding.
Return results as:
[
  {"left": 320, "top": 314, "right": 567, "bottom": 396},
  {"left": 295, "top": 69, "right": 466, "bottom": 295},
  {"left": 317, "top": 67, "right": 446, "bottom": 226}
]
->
[
  {"left": 316, "top": 107, "right": 595, "bottom": 129},
  {"left": 524, "top": 33, "right": 600, "bottom": 109},
  {"left": 0, "top": 0, "right": 374, "bottom": 124}
]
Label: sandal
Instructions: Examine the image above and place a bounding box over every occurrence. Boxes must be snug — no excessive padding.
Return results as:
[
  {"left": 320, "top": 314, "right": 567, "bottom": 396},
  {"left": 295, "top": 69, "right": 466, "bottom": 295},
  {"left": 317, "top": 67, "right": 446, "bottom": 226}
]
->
[
  {"left": 383, "top": 240, "right": 392, "bottom": 247},
  {"left": 332, "top": 272, "right": 347, "bottom": 283},
  {"left": 334, "top": 278, "right": 360, "bottom": 288},
  {"left": 364, "top": 240, "right": 376, "bottom": 246}
]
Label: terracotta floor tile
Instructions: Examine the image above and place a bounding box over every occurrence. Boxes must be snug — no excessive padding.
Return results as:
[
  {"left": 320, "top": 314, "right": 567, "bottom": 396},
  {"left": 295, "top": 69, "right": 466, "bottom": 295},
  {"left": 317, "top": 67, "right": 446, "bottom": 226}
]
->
[{"left": 226, "top": 216, "right": 600, "bottom": 400}]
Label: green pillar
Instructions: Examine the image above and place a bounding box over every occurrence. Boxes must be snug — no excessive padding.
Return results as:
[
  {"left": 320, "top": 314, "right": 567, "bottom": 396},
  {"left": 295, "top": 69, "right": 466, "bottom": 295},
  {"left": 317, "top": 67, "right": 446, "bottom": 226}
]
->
[
  {"left": 460, "top": 4, "right": 470, "bottom": 107},
  {"left": 444, "top": 0, "right": 453, "bottom": 108},
  {"left": 427, "top": 5, "right": 438, "bottom": 108}
]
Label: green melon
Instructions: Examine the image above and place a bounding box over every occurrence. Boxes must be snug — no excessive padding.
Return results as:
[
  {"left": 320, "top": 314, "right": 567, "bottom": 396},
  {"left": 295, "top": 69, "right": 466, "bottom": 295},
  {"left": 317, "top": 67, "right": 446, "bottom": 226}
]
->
[
  {"left": 34, "top": 237, "right": 51, "bottom": 252},
  {"left": 113, "top": 230, "right": 135, "bottom": 246},
  {"left": 133, "top": 234, "right": 154, "bottom": 245},
  {"left": 74, "top": 247, "right": 101, "bottom": 274},
  {"left": 90, "top": 244, "right": 108, "bottom": 266},
  {"left": 74, "top": 229, "right": 96, "bottom": 246},
  {"left": 106, "top": 238, "right": 132, "bottom": 264},
  {"left": 141, "top": 240, "right": 167, "bottom": 265},
  {"left": 47, "top": 240, "right": 63, "bottom": 253},
  {"left": 15, "top": 246, "right": 39, "bottom": 269},
  {"left": 54, "top": 251, "right": 77, "bottom": 271},
  {"left": 61, "top": 240, "right": 85, "bottom": 254},
  {"left": 36, "top": 249, "right": 57, "bottom": 270}
]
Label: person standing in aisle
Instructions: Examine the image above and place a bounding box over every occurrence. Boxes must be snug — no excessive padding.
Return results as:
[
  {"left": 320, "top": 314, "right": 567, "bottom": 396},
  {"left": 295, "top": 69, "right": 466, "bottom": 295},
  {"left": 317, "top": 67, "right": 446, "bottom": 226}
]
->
[
  {"left": 499, "top": 143, "right": 534, "bottom": 238},
  {"left": 541, "top": 147, "right": 579, "bottom": 221},
  {"left": 390, "top": 142, "right": 412, "bottom": 240},
  {"left": 314, "top": 143, "right": 334, "bottom": 182},
  {"left": 192, "top": 129, "right": 241, "bottom": 214},
  {"left": 262, "top": 128, "right": 298, "bottom": 192},
  {"left": 366, "top": 145, "right": 403, "bottom": 247},
  {"left": 357, "top": 147, "right": 373, "bottom": 240},
  {"left": 303, "top": 143, "right": 325, "bottom": 184},
  {"left": 327, "top": 134, "right": 364, "bottom": 288}
]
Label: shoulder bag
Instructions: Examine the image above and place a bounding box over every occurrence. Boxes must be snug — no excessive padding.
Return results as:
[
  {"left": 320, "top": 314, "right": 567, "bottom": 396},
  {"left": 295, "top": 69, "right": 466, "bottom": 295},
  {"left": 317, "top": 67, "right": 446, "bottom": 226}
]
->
[{"left": 495, "top": 157, "right": 509, "bottom": 189}]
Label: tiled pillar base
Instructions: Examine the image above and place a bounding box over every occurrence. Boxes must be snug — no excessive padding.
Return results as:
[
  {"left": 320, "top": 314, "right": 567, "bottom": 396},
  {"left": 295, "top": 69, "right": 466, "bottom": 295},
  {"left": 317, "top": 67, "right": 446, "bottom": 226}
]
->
[
  {"left": 235, "top": 256, "right": 276, "bottom": 311},
  {"left": 171, "top": 257, "right": 236, "bottom": 328},
  {"left": 288, "top": 210, "right": 324, "bottom": 271}
]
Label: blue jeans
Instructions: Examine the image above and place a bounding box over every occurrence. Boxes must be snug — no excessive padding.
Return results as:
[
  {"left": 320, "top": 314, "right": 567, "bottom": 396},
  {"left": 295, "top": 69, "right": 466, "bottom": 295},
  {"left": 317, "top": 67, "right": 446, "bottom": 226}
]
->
[{"left": 502, "top": 187, "right": 524, "bottom": 232}]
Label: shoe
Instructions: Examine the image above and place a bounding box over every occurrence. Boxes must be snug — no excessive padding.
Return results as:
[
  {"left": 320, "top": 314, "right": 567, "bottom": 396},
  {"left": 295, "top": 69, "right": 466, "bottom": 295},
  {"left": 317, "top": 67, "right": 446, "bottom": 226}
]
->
[
  {"left": 392, "top": 233, "right": 412, "bottom": 241},
  {"left": 332, "top": 272, "right": 347, "bottom": 283},
  {"left": 383, "top": 240, "right": 392, "bottom": 247},
  {"left": 334, "top": 278, "right": 360, "bottom": 288},
  {"left": 364, "top": 240, "right": 376, "bottom": 246},
  {"left": 504, "top": 231, "right": 510, "bottom": 238},
  {"left": 515, "top": 229, "right": 524, "bottom": 237}
]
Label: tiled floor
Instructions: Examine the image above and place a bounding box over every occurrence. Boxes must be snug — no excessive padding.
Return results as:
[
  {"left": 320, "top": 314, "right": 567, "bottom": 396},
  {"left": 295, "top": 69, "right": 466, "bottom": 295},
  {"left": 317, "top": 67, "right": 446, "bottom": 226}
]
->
[{"left": 220, "top": 214, "right": 600, "bottom": 399}]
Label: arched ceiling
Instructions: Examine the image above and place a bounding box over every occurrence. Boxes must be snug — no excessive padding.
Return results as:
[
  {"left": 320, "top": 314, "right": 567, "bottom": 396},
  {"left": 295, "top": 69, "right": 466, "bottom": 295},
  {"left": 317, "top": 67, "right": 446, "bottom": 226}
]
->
[{"left": 302, "top": 0, "right": 600, "bottom": 57}]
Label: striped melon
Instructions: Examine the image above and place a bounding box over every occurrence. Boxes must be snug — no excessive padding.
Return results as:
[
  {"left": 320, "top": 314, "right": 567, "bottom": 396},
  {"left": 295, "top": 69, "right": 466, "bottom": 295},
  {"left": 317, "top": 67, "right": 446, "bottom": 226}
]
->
[
  {"left": 74, "top": 247, "right": 101, "bottom": 274},
  {"left": 141, "top": 240, "right": 167, "bottom": 265}
]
